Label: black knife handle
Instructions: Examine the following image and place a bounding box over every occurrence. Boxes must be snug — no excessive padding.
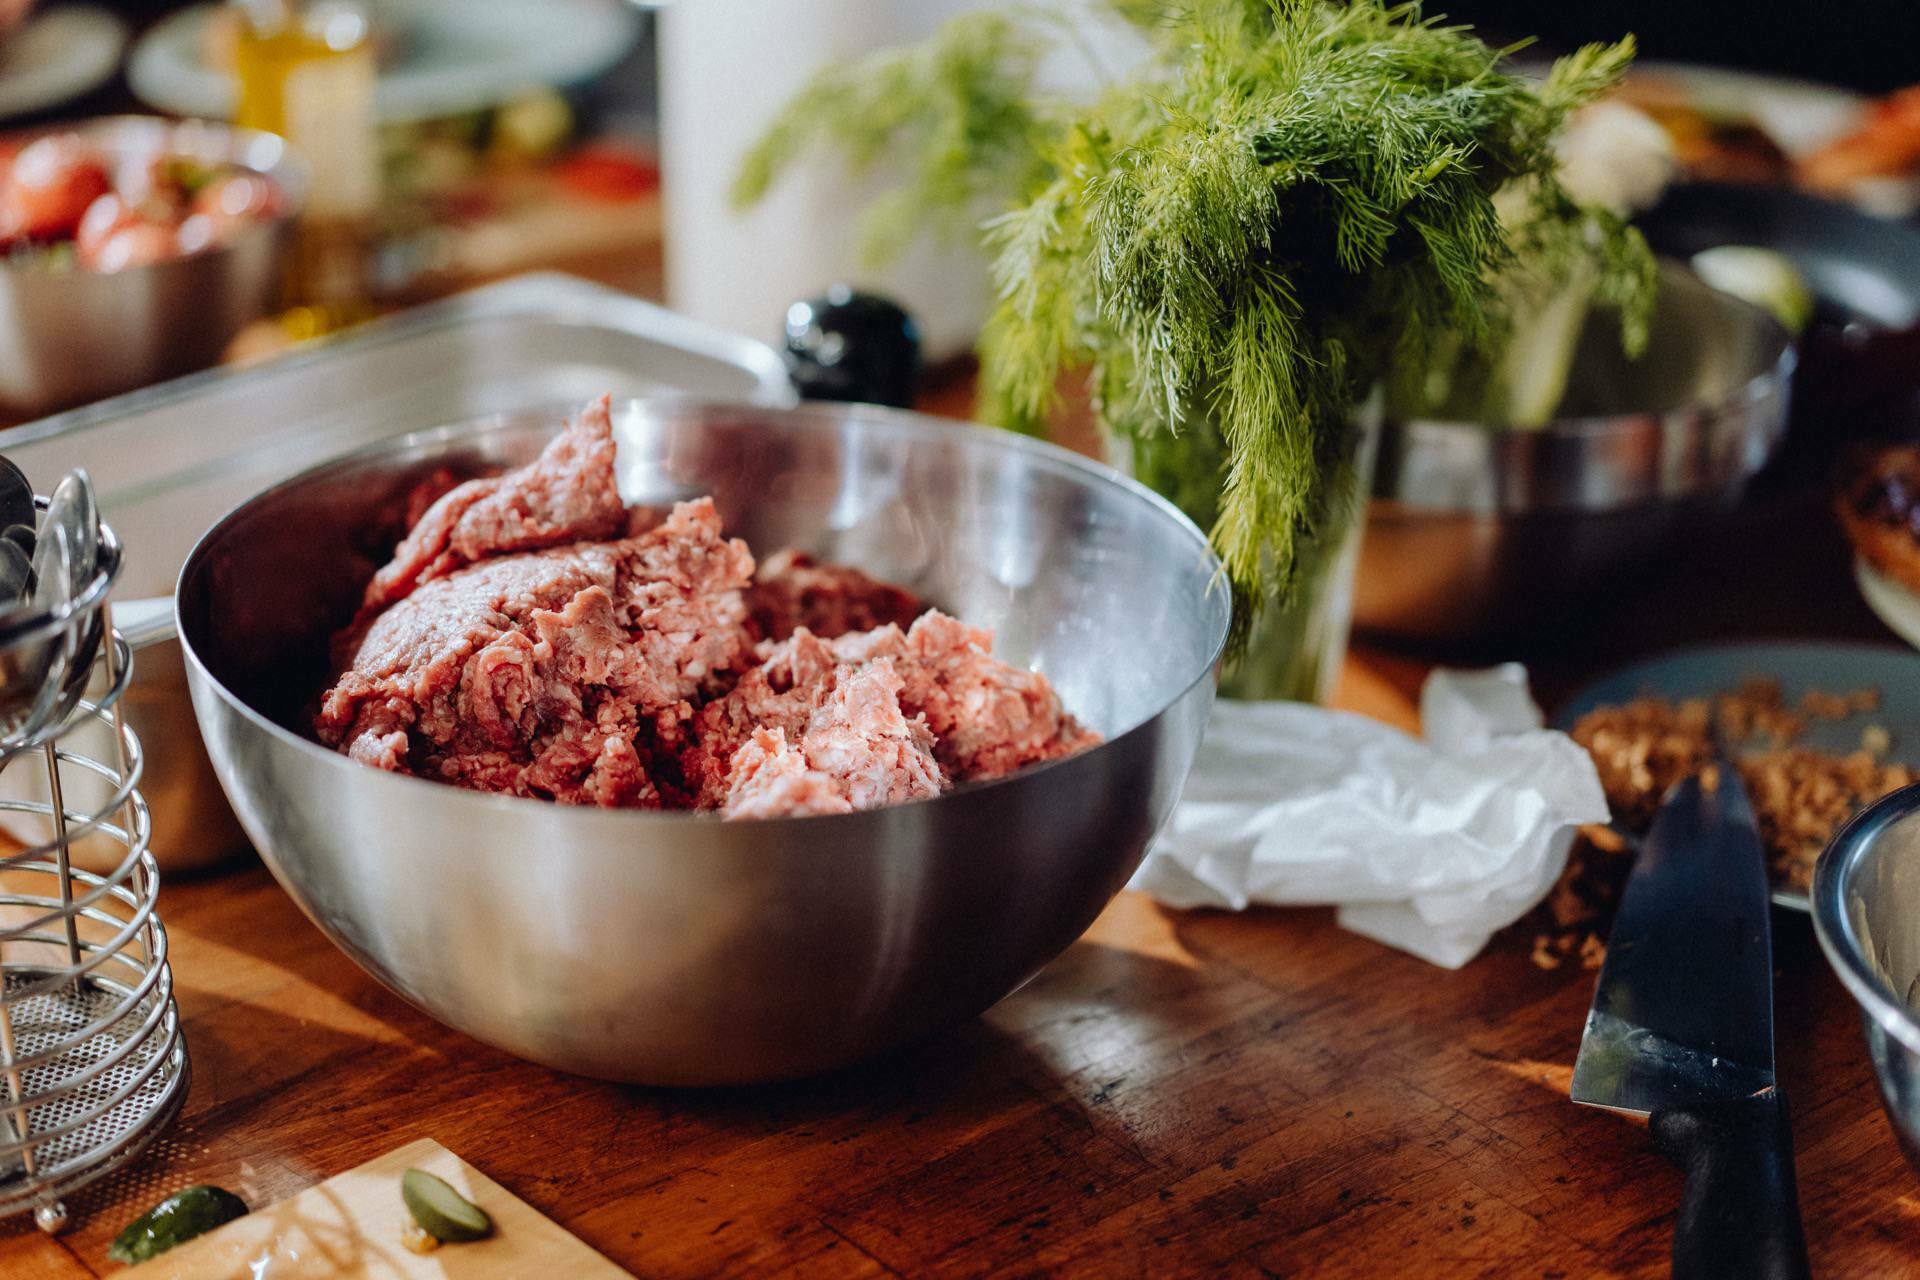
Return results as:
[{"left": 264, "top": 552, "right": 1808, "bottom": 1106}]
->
[{"left": 1650, "top": 1091, "right": 1811, "bottom": 1280}]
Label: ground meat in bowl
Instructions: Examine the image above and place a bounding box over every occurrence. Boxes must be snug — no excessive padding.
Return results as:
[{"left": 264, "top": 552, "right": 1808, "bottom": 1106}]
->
[
  {"left": 315, "top": 499, "right": 757, "bottom": 806},
  {"left": 315, "top": 396, "right": 1100, "bottom": 818},
  {"left": 746, "top": 548, "right": 925, "bottom": 642}
]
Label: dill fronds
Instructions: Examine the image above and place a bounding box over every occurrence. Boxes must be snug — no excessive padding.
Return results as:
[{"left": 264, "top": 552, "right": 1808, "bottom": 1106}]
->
[
  {"left": 731, "top": 12, "right": 1056, "bottom": 266},
  {"left": 736, "top": 0, "right": 1656, "bottom": 612}
]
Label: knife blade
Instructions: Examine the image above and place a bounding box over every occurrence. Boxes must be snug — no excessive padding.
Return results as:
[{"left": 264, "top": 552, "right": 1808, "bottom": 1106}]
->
[
  {"left": 1571, "top": 764, "right": 1776, "bottom": 1112},
  {"left": 1571, "top": 765, "right": 1811, "bottom": 1280}
]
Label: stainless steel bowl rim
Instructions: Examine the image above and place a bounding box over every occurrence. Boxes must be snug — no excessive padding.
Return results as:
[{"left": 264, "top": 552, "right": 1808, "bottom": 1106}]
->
[
  {"left": 0, "top": 115, "right": 308, "bottom": 279},
  {"left": 1376, "top": 277, "right": 1796, "bottom": 514},
  {"left": 174, "top": 397, "right": 1231, "bottom": 830},
  {"left": 1813, "top": 783, "right": 1920, "bottom": 1056},
  {"left": 1391, "top": 335, "right": 1786, "bottom": 434}
]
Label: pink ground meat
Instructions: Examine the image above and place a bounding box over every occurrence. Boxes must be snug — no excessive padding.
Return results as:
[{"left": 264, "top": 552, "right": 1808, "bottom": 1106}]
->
[
  {"left": 721, "top": 660, "right": 945, "bottom": 819},
  {"left": 883, "top": 611, "right": 1103, "bottom": 781},
  {"left": 746, "top": 548, "right": 925, "bottom": 642},
  {"left": 316, "top": 396, "right": 1100, "bottom": 817},
  {"left": 358, "top": 394, "right": 628, "bottom": 617},
  {"left": 722, "top": 730, "right": 855, "bottom": 820},
  {"left": 315, "top": 500, "right": 756, "bottom": 805},
  {"left": 683, "top": 613, "right": 1098, "bottom": 810}
]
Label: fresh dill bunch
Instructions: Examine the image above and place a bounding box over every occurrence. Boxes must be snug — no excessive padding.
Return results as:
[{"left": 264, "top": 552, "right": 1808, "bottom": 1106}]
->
[
  {"left": 737, "top": 0, "right": 1656, "bottom": 621},
  {"left": 732, "top": 12, "right": 1057, "bottom": 266}
]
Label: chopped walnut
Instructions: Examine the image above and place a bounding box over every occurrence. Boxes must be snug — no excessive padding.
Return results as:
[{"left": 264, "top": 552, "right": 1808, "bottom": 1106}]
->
[
  {"left": 1736, "top": 747, "right": 1915, "bottom": 892},
  {"left": 1520, "top": 679, "right": 1913, "bottom": 971},
  {"left": 1568, "top": 679, "right": 1909, "bottom": 893},
  {"left": 1519, "top": 824, "right": 1635, "bottom": 972}
]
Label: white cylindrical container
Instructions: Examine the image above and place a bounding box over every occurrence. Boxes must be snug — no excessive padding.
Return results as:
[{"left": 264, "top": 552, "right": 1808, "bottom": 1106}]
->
[
  {"left": 660, "top": 0, "right": 1144, "bottom": 362},
  {"left": 660, "top": 0, "right": 990, "bottom": 359}
]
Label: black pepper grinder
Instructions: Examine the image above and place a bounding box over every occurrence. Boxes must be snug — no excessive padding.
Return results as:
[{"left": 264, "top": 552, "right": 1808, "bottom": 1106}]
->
[{"left": 783, "top": 286, "right": 922, "bottom": 408}]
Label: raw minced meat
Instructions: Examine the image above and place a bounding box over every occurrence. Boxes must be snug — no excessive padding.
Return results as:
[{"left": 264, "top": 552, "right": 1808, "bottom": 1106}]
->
[
  {"left": 316, "top": 396, "right": 1099, "bottom": 818},
  {"left": 315, "top": 500, "right": 757, "bottom": 806},
  {"left": 746, "top": 548, "right": 925, "bottom": 642},
  {"left": 359, "top": 394, "right": 629, "bottom": 617},
  {"left": 883, "top": 611, "right": 1102, "bottom": 781},
  {"left": 721, "top": 729, "right": 855, "bottom": 820},
  {"left": 722, "top": 660, "right": 946, "bottom": 819},
  {"left": 681, "top": 614, "right": 1099, "bottom": 810}
]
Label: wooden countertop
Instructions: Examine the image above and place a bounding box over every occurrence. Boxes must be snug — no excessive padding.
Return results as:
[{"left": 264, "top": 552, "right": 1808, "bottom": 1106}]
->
[{"left": 5, "top": 381, "right": 1918, "bottom": 1278}]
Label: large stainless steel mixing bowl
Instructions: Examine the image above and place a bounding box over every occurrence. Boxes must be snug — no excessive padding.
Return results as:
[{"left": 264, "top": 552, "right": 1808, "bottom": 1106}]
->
[
  {"left": 170, "top": 399, "right": 1230, "bottom": 1085},
  {"left": 0, "top": 116, "right": 303, "bottom": 415},
  {"left": 1813, "top": 782, "right": 1920, "bottom": 1177},
  {"left": 1355, "top": 264, "right": 1794, "bottom": 644}
]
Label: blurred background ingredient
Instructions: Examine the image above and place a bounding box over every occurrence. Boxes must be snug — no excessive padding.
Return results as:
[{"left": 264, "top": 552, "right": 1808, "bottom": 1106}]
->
[{"left": 229, "top": 0, "right": 377, "bottom": 312}]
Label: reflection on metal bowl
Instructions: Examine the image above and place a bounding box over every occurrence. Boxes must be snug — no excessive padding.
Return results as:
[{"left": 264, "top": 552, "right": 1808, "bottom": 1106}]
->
[
  {"left": 1354, "top": 264, "right": 1794, "bottom": 645},
  {"left": 1813, "top": 783, "right": 1920, "bottom": 1177},
  {"left": 172, "top": 399, "right": 1230, "bottom": 1085},
  {"left": 0, "top": 116, "right": 303, "bottom": 415}
]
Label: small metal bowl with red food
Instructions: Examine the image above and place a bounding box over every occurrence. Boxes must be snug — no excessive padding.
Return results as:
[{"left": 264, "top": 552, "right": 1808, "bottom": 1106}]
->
[{"left": 0, "top": 115, "right": 302, "bottom": 415}]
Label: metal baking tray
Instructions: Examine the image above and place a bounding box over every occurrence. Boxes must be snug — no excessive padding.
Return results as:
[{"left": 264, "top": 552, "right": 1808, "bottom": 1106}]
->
[
  {"left": 0, "top": 271, "right": 795, "bottom": 598},
  {"left": 0, "top": 272, "right": 793, "bottom": 870}
]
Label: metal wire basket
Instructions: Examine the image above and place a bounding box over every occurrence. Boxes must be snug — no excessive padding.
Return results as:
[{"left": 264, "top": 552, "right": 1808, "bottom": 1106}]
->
[{"left": 0, "top": 499, "right": 187, "bottom": 1233}]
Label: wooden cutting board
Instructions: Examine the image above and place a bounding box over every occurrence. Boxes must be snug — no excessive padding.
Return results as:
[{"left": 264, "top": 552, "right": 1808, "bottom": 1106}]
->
[{"left": 124, "top": 1139, "right": 631, "bottom": 1278}]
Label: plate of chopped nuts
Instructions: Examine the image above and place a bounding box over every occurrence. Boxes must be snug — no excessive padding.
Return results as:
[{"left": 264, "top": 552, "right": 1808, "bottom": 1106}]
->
[{"left": 1555, "top": 641, "right": 1920, "bottom": 911}]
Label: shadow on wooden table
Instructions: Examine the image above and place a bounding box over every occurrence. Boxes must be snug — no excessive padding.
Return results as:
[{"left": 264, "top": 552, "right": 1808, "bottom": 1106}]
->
[{"left": 640, "top": 935, "right": 1218, "bottom": 1125}]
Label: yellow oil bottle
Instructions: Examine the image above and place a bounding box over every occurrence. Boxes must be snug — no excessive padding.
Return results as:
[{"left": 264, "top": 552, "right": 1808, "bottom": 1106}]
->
[{"left": 230, "top": 0, "right": 379, "bottom": 323}]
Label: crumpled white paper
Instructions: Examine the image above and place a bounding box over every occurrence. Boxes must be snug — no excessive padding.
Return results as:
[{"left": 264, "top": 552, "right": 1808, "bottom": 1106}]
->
[{"left": 1129, "top": 665, "right": 1609, "bottom": 968}]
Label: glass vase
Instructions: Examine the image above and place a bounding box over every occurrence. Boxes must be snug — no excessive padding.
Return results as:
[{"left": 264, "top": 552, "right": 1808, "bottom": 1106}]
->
[{"left": 1108, "top": 394, "right": 1379, "bottom": 705}]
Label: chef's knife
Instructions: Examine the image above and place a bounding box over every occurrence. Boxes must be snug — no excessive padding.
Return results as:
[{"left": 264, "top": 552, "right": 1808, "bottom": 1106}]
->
[{"left": 1570, "top": 765, "right": 1811, "bottom": 1280}]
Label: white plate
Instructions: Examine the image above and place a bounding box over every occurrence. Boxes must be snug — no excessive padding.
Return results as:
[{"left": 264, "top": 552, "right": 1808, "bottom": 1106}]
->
[
  {"left": 1857, "top": 557, "right": 1920, "bottom": 650},
  {"left": 129, "top": 0, "right": 642, "bottom": 125},
  {"left": 0, "top": 6, "right": 127, "bottom": 121}
]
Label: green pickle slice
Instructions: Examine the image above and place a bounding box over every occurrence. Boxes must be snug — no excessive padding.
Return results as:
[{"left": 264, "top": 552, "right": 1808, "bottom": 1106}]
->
[
  {"left": 401, "top": 1167, "right": 494, "bottom": 1243},
  {"left": 107, "top": 1185, "right": 249, "bottom": 1263}
]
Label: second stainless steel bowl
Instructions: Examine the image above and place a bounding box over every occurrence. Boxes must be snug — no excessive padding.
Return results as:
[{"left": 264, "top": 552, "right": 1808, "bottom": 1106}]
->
[
  {"left": 173, "top": 399, "right": 1230, "bottom": 1085},
  {"left": 1355, "top": 264, "right": 1794, "bottom": 644},
  {"left": 1813, "top": 782, "right": 1920, "bottom": 1177},
  {"left": 0, "top": 116, "right": 303, "bottom": 415}
]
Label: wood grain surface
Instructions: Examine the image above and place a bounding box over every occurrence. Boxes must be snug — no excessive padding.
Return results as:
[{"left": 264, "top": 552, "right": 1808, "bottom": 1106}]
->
[
  {"left": 3, "top": 372, "right": 1917, "bottom": 1278},
  {"left": 1, "top": 832, "right": 1911, "bottom": 1279}
]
